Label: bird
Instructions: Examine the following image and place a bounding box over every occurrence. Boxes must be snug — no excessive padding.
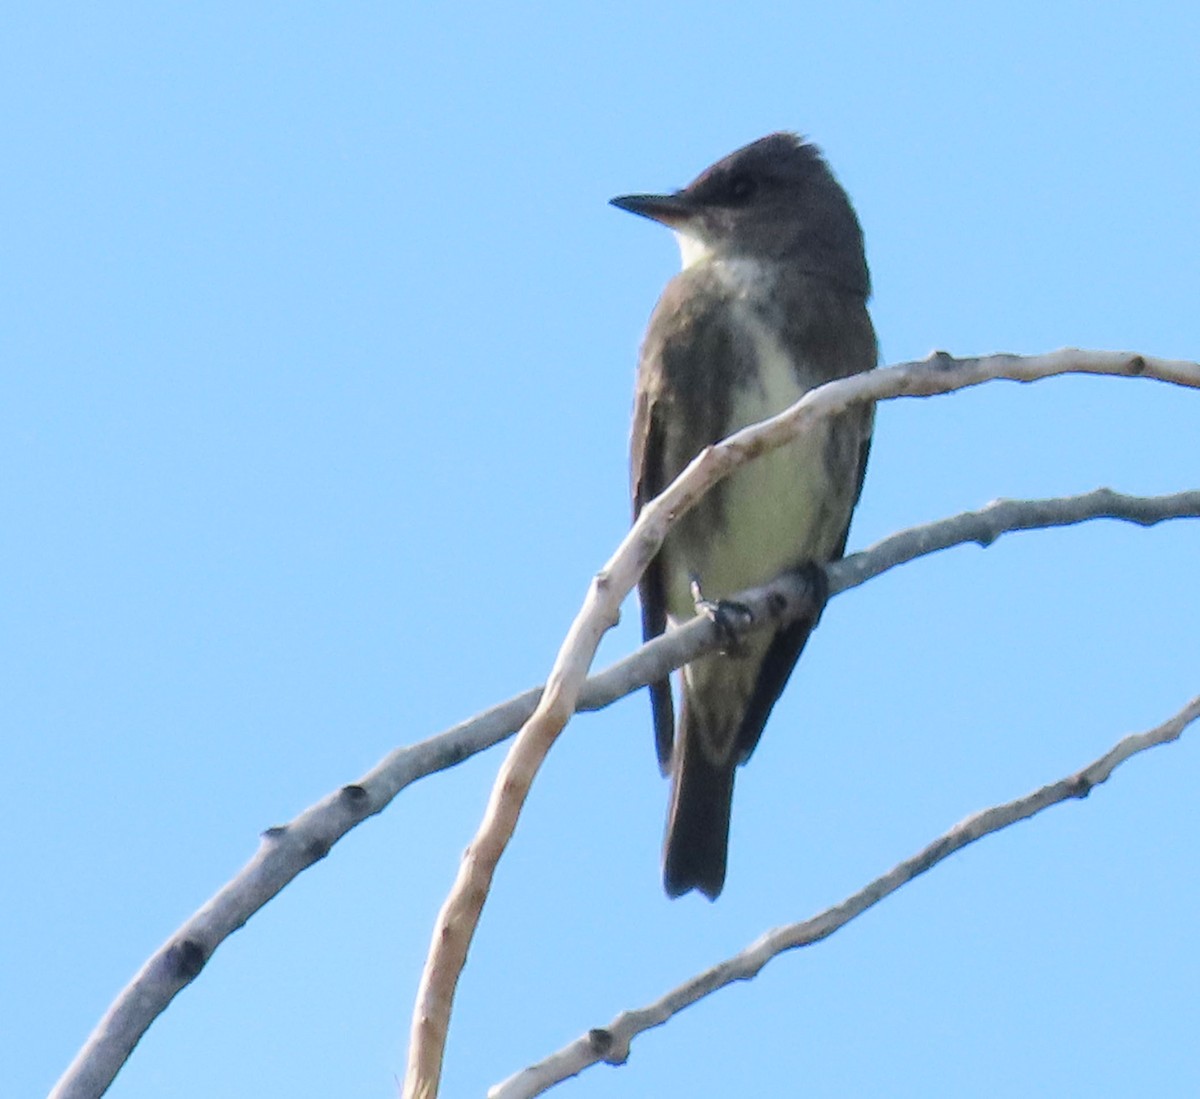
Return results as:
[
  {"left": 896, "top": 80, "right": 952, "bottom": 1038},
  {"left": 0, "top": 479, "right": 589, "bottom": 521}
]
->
[{"left": 611, "top": 133, "right": 876, "bottom": 899}]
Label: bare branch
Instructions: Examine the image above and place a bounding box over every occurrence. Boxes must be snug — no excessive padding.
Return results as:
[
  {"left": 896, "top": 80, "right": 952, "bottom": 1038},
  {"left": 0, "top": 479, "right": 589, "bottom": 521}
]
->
[
  {"left": 830, "top": 486, "right": 1200, "bottom": 594},
  {"left": 50, "top": 485, "right": 1200, "bottom": 1099},
  {"left": 490, "top": 694, "right": 1200, "bottom": 1099},
  {"left": 49, "top": 350, "right": 1199, "bottom": 1099},
  {"left": 401, "top": 350, "right": 1200, "bottom": 1098}
]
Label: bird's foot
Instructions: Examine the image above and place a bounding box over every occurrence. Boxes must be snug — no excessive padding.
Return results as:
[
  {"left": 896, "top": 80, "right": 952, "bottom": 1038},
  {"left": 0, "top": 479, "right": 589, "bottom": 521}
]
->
[{"left": 689, "top": 573, "right": 754, "bottom": 655}]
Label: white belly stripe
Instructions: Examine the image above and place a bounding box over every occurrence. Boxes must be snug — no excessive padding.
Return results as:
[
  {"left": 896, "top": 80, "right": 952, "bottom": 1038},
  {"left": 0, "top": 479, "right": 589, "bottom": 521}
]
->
[{"left": 664, "top": 295, "right": 835, "bottom": 622}]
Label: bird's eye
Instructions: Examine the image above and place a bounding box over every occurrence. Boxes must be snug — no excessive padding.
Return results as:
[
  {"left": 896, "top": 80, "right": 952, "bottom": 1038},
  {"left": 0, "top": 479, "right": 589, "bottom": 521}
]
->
[{"left": 726, "top": 173, "right": 758, "bottom": 203}]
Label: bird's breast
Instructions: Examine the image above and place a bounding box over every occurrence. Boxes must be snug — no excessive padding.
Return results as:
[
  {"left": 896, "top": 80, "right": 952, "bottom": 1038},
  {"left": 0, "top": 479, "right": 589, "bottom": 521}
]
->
[{"left": 664, "top": 297, "right": 842, "bottom": 623}]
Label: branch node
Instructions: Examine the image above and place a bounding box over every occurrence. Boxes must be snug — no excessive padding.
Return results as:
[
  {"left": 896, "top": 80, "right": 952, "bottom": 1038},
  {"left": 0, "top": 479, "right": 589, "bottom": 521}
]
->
[
  {"left": 167, "top": 938, "right": 209, "bottom": 981},
  {"left": 1067, "top": 774, "right": 1094, "bottom": 799},
  {"left": 303, "top": 835, "right": 332, "bottom": 862},
  {"left": 587, "top": 1027, "right": 613, "bottom": 1056}
]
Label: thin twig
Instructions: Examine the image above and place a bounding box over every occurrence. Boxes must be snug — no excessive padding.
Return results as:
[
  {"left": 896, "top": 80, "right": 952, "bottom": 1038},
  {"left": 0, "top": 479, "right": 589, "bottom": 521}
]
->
[{"left": 489, "top": 694, "right": 1200, "bottom": 1099}]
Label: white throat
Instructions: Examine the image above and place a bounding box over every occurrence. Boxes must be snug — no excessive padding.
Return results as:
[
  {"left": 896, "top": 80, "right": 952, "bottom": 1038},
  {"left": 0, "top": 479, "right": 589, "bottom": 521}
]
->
[{"left": 673, "top": 229, "right": 714, "bottom": 270}]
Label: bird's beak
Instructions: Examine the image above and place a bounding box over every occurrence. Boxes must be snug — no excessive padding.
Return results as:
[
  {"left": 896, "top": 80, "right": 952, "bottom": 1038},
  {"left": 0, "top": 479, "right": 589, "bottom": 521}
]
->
[{"left": 609, "top": 191, "right": 697, "bottom": 228}]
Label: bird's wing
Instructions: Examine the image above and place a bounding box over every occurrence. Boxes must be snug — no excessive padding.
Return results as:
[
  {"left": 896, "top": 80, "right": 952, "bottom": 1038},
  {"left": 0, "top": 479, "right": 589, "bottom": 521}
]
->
[
  {"left": 630, "top": 383, "right": 676, "bottom": 772},
  {"left": 831, "top": 402, "right": 874, "bottom": 561}
]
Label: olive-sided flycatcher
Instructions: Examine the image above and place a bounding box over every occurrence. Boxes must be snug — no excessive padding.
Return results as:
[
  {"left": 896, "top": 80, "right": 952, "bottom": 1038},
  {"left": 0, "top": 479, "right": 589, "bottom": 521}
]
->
[{"left": 611, "top": 133, "right": 876, "bottom": 899}]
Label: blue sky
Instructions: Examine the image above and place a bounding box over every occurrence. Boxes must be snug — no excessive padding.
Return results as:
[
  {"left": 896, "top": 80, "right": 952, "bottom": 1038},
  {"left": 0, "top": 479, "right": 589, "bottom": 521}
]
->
[{"left": 5, "top": 4, "right": 1198, "bottom": 1097}]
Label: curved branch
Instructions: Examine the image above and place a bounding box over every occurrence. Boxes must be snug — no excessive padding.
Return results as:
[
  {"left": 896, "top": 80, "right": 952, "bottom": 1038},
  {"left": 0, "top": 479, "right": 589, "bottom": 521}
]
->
[
  {"left": 401, "top": 350, "right": 1200, "bottom": 1098},
  {"left": 50, "top": 349, "right": 1199, "bottom": 1099},
  {"left": 489, "top": 694, "right": 1200, "bottom": 1099},
  {"left": 50, "top": 488, "right": 1200, "bottom": 1099}
]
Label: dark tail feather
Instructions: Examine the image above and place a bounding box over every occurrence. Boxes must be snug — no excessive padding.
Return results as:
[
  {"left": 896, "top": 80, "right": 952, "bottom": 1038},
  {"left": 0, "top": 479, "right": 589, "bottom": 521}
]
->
[{"left": 662, "top": 724, "right": 735, "bottom": 900}]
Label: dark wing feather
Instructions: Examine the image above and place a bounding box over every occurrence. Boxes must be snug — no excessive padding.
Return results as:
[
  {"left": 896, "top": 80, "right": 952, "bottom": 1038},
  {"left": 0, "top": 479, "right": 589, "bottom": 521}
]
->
[
  {"left": 734, "top": 614, "right": 818, "bottom": 763},
  {"left": 832, "top": 409, "right": 874, "bottom": 560},
  {"left": 630, "top": 386, "right": 675, "bottom": 772}
]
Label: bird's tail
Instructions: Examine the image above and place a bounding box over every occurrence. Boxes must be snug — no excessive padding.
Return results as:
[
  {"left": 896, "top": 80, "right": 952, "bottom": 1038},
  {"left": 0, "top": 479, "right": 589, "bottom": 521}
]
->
[{"left": 662, "top": 717, "right": 735, "bottom": 900}]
